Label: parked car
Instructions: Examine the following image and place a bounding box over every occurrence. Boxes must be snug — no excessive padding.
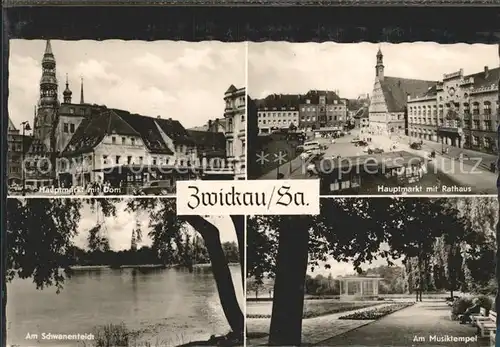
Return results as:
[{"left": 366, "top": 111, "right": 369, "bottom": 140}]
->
[
  {"left": 410, "top": 142, "right": 422, "bottom": 150},
  {"left": 140, "top": 180, "right": 175, "bottom": 195},
  {"left": 356, "top": 140, "right": 369, "bottom": 147},
  {"left": 351, "top": 137, "right": 360, "bottom": 143}
]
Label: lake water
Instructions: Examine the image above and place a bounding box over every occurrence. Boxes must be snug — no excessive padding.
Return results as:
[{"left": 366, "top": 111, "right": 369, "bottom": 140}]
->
[{"left": 7, "top": 265, "right": 243, "bottom": 347}]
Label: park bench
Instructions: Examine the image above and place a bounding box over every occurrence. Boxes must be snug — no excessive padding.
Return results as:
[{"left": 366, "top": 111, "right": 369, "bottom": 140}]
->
[
  {"left": 477, "top": 310, "right": 496, "bottom": 338},
  {"left": 471, "top": 307, "right": 487, "bottom": 326}
]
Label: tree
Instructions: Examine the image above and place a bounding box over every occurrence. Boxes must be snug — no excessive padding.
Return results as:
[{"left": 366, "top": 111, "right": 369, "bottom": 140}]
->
[
  {"left": 4, "top": 198, "right": 116, "bottom": 347},
  {"left": 248, "top": 198, "right": 394, "bottom": 345}
]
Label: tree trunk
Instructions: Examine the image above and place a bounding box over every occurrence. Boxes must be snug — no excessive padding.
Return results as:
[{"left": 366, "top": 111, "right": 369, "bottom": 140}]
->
[
  {"left": 230, "top": 215, "right": 245, "bottom": 289},
  {"left": 269, "top": 216, "right": 311, "bottom": 346},
  {"left": 185, "top": 216, "right": 244, "bottom": 337}
]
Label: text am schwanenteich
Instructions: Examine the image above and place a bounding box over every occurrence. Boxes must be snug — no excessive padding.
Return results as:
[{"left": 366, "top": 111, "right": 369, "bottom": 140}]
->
[{"left": 186, "top": 185, "right": 308, "bottom": 210}]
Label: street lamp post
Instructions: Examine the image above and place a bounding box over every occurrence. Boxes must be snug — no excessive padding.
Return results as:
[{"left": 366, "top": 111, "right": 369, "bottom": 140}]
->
[{"left": 20, "top": 121, "right": 31, "bottom": 196}]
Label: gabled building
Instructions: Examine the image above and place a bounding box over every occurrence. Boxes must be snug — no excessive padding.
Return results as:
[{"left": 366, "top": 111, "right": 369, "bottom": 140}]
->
[
  {"left": 58, "top": 108, "right": 198, "bottom": 188},
  {"left": 368, "top": 48, "right": 436, "bottom": 136},
  {"left": 299, "top": 90, "right": 347, "bottom": 129},
  {"left": 255, "top": 94, "right": 300, "bottom": 134}
]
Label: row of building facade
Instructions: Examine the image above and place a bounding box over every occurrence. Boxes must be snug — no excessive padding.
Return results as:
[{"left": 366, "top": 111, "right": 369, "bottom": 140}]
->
[
  {"left": 368, "top": 47, "right": 499, "bottom": 154},
  {"left": 254, "top": 90, "right": 350, "bottom": 133},
  {"left": 7, "top": 40, "right": 248, "bottom": 192}
]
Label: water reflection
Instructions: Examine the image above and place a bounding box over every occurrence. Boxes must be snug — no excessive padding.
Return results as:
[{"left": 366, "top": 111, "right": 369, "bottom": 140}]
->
[{"left": 7, "top": 265, "right": 242, "bottom": 346}]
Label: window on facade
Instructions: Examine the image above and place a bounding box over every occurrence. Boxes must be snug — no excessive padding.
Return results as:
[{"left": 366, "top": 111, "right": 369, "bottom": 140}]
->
[
  {"left": 69, "top": 108, "right": 75, "bottom": 114},
  {"left": 228, "top": 119, "right": 234, "bottom": 132},
  {"left": 473, "top": 102, "right": 480, "bottom": 115},
  {"left": 484, "top": 101, "right": 492, "bottom": 115},
  {"left": 139, "top": 156, "right": 143, "bottom": 163},
  {"left": 70, "top": 123, "right": 75, "bottom": 133},
  {"left": 484, "top": 120, "right": 492, "bottom": 131},
  {"left": 472, "top": 136, "right": 479, "bottom": 146},
  {"left": 63, "top": 123, "right": 69, "bottom": 133},
  {"left": 80, "top": 109, "right": 85, "bottom": 115},
  {"left": 473, "top": 120, "right": 480, "bottom": 130},
  {"left": 102, "top": 155, "right": 108, "bottom": 164},
  {"left": 484, "top": 137, "right": 492, "bottom": 149},
  {"left": 122, "top": 137, "right": 126, "bottom": 145},
  {"left": 112, "top": 136, "right": 116, "bottom": 144},
  {"left": 131, "top": 138, "right": 135, "bottom": 146},
  {"left": 115, "top": 155, "right": 121, "bottom": 164},
  {"left": 241, "top": 140, "right": 246, "bottom": 153}
]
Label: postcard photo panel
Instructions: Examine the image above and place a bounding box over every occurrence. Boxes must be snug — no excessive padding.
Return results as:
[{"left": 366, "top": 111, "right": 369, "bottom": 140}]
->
[
  {"left": 7, "top": 40, "right": 247, "bottom": 197},
  {"left": 6, "top": 197, "right": 245, "bottom": 346},
  {"left": 247, "top": 42, "right": 500, "bottom": 195},
  {"left": 246, "top": 197, "right": 497, "bottom": 346}
]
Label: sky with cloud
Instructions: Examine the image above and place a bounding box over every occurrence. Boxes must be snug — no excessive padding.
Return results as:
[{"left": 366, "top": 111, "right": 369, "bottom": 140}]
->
[
  {"left": 74, "top": 199, "right": 237, "bottom": 251},
  {"left": 9, "top": 40, "right": 246, "bottom": 132},
  {"left": 248, "top": 42, "right": 499, "bottom": 100}
]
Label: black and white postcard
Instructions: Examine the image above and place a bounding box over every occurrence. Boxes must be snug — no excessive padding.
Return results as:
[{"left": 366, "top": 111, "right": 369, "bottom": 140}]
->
[
  {"left": 248, "top": 43, "right": 499, "bottom": 195},
  {"left": 5, "top": 198, "right": 244, "bottom": 347},
  {"left": 7, "top": 40, "right": 246, "bottom": 197}
]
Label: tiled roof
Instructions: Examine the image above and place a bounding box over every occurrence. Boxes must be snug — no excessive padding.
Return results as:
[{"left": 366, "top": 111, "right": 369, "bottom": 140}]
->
[
  {"left": 62, "top": 109, "right": 143, "bottom": 155},
  {"left": 63, "top": 108, "right": 195, "bottom": 155},
  {"left": 466, "top": 67, "right": 500, "bottom": 89},
  {"left": 255, "top": 94, "right": 302, "bottom": 110},
  {"left": 380, "top": 76, "right": 437, "bottom": 112},
  {"left": 303, "top": 90, "right": 342, "bottom": 104},
  {"left": 154, "top": 117, "right": 195, "bottom": 146},
  {"left": 187, "top": 130, "right": 226, "bottom": 157},
  {"left": 256, "top": 90, "right": 344, "bottom": 110}
]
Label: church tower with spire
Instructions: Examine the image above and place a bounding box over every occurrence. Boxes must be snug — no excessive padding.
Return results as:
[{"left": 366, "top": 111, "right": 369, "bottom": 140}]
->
[
  {"left": 34, "top": 40, "right": 59, "bottom": 150},
  {"left": 375, "top": 47, "right": 385, "bottom": 81},
  {"left": 63, "top": 74, "right": 72, "bottom": 103},
  {"left": 80, "top": 77, "right": 85, "bottom": 104}
]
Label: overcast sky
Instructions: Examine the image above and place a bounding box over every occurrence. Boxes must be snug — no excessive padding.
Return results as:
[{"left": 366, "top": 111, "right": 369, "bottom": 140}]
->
[
  {"left": 74, "top": 200, "right": 237, "bottom": 251},
  {"left": 249, "top": 42, "right": 499, "bottom": 100},
  {"left": 9, "top": 40, "right": 246, "bottom": 131}
]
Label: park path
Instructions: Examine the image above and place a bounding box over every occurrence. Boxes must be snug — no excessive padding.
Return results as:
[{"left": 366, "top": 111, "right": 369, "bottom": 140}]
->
[
  {"left": 246, "top": 303, "right": 390, "bottom": 346},
  {"left": 319, "top": 301, "right": 484, "bottom": 346}
]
